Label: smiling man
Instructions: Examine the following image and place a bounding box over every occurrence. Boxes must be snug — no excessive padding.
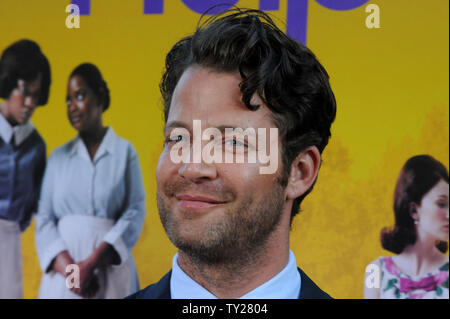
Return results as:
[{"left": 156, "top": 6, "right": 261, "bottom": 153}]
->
[{"left": 129, "top": 8, "right": 336, "bottom": 299}]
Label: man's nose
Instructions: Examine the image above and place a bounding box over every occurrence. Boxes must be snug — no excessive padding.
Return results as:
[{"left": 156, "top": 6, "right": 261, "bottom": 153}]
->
[{"left": 178, "top": 148, "right": 218, "bottom": 182}]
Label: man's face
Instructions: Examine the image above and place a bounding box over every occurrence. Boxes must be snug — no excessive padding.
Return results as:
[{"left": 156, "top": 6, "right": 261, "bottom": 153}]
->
[{"left": 156, "top": 66, "right": 287, "bottom": 264}]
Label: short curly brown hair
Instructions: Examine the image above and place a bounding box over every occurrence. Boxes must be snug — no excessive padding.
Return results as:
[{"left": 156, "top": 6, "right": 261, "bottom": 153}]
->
[{"left": 160, "top": 8, "right": 337, "bottom": 223}]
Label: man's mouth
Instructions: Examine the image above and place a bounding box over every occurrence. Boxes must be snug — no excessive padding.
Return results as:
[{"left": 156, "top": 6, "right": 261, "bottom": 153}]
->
[{"left": 175, "top": 193, "right": 227, "bottom": 210}]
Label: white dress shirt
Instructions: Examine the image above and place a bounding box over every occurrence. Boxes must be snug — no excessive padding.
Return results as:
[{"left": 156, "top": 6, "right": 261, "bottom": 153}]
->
[
  {"left": 35, "top": 127, "right": 146, "bottom": 272},
  {"left": 170, "top": 250, "right": 301, "bottom": 299}
]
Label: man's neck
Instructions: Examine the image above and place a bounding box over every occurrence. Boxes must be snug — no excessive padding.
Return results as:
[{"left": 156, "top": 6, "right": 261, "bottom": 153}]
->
[{"left": 177, "top": 213, "right": 291, "bottom": 299}]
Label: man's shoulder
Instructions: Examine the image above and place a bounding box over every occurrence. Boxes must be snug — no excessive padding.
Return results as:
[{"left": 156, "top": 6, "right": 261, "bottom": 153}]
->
[
  {"left": 126, "top": 270, "right": 172, "bottom": 299},
  {"left": 298, "top": 267, "right": 332, "bottom": 299}
]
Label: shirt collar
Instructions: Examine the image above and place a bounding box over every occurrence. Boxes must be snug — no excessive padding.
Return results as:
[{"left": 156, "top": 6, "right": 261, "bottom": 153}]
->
[
  {"left": 170, "top": 250, "right": 301, "bottom": 299},
  {"left": 0, "top": 111, "right": 34, "bottom": 146},
  {"left": 69, "top": 126, "right": 116, "bottom": 161}
]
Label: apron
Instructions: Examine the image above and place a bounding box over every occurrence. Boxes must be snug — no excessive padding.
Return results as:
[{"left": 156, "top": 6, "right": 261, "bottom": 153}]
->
[
  {"left": 38, "top": 215, "right": 134, "bottom": 299},
  {"left": 0, "top": 218, "right": 23, "bottom": 299}
]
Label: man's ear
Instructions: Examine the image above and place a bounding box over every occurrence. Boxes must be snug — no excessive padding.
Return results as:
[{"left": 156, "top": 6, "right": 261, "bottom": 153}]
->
[{"left": 285, "top": 146, "right": 321, "bottom": 200}]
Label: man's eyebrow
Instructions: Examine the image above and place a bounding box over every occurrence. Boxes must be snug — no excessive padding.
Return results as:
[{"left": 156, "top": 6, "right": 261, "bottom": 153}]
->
[
  {"left": 438, "top": 194, "right": 449, "bottom": 199},
  {"left": 164, "top": 122, "right": 261, "bottom": 136},
  {"left": 164, "top": 121, "right": 190, "bottom": 134},
  {"left": 215, "top": 125, "right": 254, "bottom": 133}
]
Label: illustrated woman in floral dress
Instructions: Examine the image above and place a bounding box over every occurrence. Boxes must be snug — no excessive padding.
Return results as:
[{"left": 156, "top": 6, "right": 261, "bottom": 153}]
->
[{"left": 364, "top": 155, "right": 449, "bottom": 299}]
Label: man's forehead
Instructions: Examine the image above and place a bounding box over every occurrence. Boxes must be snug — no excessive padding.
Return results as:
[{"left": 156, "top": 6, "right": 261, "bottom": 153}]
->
[
  {"left": 167, "top": 66, "right": 274, "bottom": 131},
  {"left": 164, "top": 107, "right": 275, "bottom": 134},
  {"left": 171, "top": 66, "right": 243, "bottom": 108}
]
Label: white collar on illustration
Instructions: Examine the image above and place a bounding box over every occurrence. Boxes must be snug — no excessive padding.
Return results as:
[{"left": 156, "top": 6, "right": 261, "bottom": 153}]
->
[
  {"left": 0, "top": 111, "right": 34, "bottom": 146},
  {"left": 69, "top": 126, "right": 117, "bottom": 162},
  {"left": 170, "top": 250, "right": 301, "bottom": 299}
]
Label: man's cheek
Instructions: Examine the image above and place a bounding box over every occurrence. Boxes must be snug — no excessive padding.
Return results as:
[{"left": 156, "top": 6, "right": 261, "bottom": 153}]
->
[
  {"left": 156, "top": 151, "right": 171, "bottom": 181},
  {"left": 219, "top": 162, "right": 261, "bottom": 188}
]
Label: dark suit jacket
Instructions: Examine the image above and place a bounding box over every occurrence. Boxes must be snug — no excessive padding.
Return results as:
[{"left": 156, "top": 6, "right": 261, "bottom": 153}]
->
[{"left": 126, "top": 268, "right": 331, "bottom": 299}]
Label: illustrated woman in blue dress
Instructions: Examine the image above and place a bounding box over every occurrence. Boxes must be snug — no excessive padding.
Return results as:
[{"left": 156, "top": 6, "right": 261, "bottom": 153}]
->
[{"left": 0, "top": 39, "right": 51, "bottom": 298}]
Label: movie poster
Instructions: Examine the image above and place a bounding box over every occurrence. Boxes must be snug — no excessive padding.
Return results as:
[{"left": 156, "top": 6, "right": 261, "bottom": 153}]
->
[{"left": 0, "top": 0, "right": 448, "bottom": 300}]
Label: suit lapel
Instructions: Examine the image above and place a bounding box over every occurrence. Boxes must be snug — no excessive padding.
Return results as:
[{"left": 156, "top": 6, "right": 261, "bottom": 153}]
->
[
  {"left": 298, "top": 268, "right": 332, "bottom": 299},
  {"left": 127, "top": 270, "right": 171, "bottom": 299}
]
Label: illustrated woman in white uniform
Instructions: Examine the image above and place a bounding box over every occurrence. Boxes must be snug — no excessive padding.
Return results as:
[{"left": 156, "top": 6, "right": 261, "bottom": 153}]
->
[{"left": 35, "top": 63, "right": 146, "bottom": 298}]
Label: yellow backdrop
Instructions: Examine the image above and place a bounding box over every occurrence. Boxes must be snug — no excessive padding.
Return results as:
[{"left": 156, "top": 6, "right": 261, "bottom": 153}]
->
[{"left": 0, "top": 0, "right": 448, "bottom": 299}]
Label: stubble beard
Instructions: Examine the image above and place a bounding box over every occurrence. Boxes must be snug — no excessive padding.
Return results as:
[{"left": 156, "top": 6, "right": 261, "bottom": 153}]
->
[{"left": 157, "top": 180, "right": 286, "bottom": 269}]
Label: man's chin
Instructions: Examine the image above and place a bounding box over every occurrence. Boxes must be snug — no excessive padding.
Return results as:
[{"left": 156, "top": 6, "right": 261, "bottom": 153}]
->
[
  {"left": 168, "top": 216, "right": 224, "bottom": 244},
  {"left": 176, "top": 240, "right": 236, "bottom": 265},
  {"left": 166, "top": 218, "right": 235, "bottom": 262}
]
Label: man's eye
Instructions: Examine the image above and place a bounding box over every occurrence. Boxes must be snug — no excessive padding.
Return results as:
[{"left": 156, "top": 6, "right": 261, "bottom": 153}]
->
[
  {"left": 225, "top": 138, "right": 246, "bottom": 148},
  {"left": 172, "top": 135, "right": 183, "bottom": 143},
  {"left": 66, "top": 99, "right": 72, "bottom": 107},
  {"left": 166, "top": 134, "right": 187, "bottom": 144}
]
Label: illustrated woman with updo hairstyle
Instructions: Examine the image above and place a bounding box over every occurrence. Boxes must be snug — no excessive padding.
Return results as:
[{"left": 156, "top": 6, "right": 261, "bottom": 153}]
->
[
  {"left": 0, "top": 39, "right": 50, "bottom": 298},
  {"left": 35, "top": 63, "right": 146, "bottom": 298},
  {"left": 364, "top": 155, "right": 449, "bottom": 299}
]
